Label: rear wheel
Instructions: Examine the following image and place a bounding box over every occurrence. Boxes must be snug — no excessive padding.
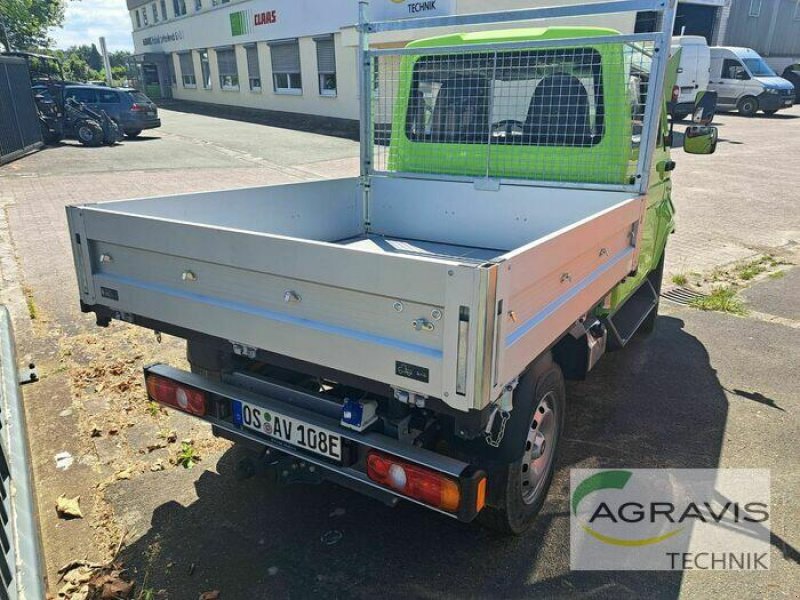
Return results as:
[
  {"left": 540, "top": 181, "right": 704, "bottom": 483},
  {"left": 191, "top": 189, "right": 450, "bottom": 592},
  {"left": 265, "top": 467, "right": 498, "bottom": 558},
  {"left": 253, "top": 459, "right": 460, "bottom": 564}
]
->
[
  {"left": 76, "top": 120, "right": 104, "bottom": 146},
  {"left": 737, "top": 96, "right": 758, "bottom": 117},
  {"left": 125, "top": 129, "right": 142, "bottom": 138},
  {"left": 479, "top": 358, "right": 565, "bottom": 535}
]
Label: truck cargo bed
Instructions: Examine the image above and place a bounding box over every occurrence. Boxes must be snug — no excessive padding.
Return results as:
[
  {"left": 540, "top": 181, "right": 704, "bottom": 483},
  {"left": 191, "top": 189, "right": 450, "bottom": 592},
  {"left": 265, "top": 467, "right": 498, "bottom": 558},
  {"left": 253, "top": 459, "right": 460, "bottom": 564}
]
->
[{"left": 67, "top": 176, "right": 644, "bottom": 412}]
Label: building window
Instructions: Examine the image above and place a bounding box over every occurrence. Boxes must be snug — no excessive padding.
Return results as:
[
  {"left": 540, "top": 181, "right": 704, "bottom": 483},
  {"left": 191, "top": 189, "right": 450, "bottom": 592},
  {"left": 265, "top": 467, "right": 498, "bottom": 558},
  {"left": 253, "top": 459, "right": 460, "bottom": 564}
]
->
[
  {"left": 152, "top": 3, "right": 159, "bottom": 23},
  {"left": 199, "top": 49, "right": 212, "bottom": 89},
  {"left": 143, "top": 9, "right": 149, "bottom": 26},
  {"left": 195, "top": 0, "right": 202, "bottom": 11},
  {"left": 748, "top": 0, "right": 761, "bottom": 17},
  {"left": 270, "top": 40, "right": 302, "bottom": 94},
  {"left": 315, "top": 36, "right": 336, "bottom": 96},
  {"left": 216, "top": 48, "right": 239, "bottom": 90},
  {"left": 246, "top": 45, "right": 261, "bottom": 91},
  {"left": 173, "top": 0, "right": 187, "bottom": 17},
  {"left": 168, "top": 53, "right": 177, "bottom": 85},
  {"left": 135, "top": 10, "right": 141, "bottom": 28},
  {"left": 161, "top": 0, "right": 168, "bottom": 19},
  {"left": 179, "top": 52, "right": 196, "bottom": 87}
]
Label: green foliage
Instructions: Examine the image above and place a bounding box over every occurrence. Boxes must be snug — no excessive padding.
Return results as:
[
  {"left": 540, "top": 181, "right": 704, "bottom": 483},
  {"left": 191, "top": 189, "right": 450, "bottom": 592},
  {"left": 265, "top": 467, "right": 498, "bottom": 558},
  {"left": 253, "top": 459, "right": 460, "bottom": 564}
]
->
[
  {"left": 176, "top": 441, "right": 200, "bottom": 469},
  {"left": 689, "top": 287, "right": 746, "bottom": 315},
  {"left": 671, "top": 273, "right": 688, "bottom": 286},
  {"left": 0, "top": 0, "right": 67, "bottom": 51}
]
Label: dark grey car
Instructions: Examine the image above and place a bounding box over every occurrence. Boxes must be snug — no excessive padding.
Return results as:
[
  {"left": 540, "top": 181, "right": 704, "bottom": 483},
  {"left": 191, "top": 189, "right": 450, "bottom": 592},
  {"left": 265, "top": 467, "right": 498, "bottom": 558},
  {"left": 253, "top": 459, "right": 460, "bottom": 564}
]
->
[{"left": 64, "top": 85, "right": 161, "bottom": 138}]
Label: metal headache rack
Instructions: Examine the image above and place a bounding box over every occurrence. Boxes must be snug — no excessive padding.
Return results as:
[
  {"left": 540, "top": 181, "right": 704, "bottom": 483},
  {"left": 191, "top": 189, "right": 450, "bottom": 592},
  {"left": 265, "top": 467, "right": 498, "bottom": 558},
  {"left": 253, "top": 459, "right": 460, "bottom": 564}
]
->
[{"left": 358, "top": 0, "right": 676, "bottom": 195}]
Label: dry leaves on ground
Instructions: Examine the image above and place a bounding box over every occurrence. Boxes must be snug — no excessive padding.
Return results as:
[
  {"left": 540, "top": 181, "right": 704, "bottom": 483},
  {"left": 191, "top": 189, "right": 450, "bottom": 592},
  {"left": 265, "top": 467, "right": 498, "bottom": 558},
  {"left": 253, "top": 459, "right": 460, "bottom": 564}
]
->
[{"left": 56, "top": 495, "right": 83, "bottom": 519}]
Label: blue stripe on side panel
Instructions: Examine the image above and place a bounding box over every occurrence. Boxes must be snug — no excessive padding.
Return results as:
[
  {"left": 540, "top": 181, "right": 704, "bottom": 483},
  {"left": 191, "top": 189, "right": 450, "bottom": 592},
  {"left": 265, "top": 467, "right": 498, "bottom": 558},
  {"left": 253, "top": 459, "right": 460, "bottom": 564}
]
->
[
  {"left": 96, "top": 273, "right": 443, "bottom": 360},
  {"left": 506, "top": 247, "right": 633, "bottom": 348}
]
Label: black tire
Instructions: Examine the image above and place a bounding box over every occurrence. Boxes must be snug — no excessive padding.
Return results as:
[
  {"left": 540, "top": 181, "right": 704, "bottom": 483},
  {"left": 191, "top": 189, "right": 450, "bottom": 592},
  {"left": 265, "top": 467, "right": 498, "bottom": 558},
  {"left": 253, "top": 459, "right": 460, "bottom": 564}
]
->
[
  {"left": 76, "top": 120, "right": 104, "bottom": 146},
  {"left": 763, "top": 109, "right": 778, "bottom": 116},
  {"left": 125, "top": 129, "right": 142, "bottom": 139},
  {"left": 737, "top": 96, "right": 758, "bottom": 117},
  {"left": 479, "top": 358, "right": 565, "bottom": 535},
  {"left": 639, "top": 251, "right": 665, "bottom": 335}
]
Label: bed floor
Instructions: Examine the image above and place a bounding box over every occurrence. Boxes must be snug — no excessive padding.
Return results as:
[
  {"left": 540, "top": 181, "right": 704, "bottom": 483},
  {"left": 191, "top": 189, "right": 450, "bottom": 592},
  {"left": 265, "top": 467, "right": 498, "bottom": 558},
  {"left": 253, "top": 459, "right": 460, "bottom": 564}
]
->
[{"left": 334, "top": 234, "right": 506, "bottom": 264}]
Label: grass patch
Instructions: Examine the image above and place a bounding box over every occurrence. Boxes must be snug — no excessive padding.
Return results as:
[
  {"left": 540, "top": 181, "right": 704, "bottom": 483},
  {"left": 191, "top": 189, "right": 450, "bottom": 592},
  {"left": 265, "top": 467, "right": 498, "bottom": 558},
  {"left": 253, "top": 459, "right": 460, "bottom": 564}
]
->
[
  {"left": 671, "top": 273, "right": 688, "bottom": 286},
  {"left": 146, "top": 401, "right": 161, "bottom": 417},
  {"left": 736, "top": 259, "right": 767, "bottom": 281},
  {"left": 768, "top": 270, "right": 785, "bottom": 280},
  {"left": 176, "top": 441, "right": 200, "bottom": 469},
  {"left": 23, "top": 286, "right": 37, "bottom": 320},
  {"left": 689, "top": 287, "right": 746, "bottom": 315}
]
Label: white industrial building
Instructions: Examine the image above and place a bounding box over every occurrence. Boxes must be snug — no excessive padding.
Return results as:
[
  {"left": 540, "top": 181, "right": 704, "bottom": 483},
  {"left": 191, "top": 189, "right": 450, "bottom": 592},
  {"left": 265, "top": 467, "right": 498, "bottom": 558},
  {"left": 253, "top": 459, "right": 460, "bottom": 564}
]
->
[{"left": 127, "top": 0, "right": 727, "bottom": 128}]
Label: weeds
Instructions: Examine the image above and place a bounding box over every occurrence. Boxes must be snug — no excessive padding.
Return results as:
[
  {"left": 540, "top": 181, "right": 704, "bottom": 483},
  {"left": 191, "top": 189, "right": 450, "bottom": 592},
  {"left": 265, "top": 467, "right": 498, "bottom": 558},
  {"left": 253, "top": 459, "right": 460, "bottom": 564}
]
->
[
  {"left": 23, "top": 286, "right": 37, "bottom": 320},
  {"left": 176, "top": 441, "right": 200, "bottom": 469},
  {"left": 689, "top": 287, "right": 746, "bottom": 315},
  {"left": 671, "top": 273, "right": 688, "bottom": 286},
  {"left": 146, "top": 401, "right": 161, "bottom": 417},
  {"left": 768, "top": 270, "right": 785, "bottom": 279}
]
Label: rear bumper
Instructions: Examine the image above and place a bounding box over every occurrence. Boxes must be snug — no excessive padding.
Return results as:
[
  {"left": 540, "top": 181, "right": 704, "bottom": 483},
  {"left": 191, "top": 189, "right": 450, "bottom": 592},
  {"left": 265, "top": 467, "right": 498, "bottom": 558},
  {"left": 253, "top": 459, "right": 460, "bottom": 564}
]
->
[{"left": 145, "top": 363, "right": 487, "bottom": 522}]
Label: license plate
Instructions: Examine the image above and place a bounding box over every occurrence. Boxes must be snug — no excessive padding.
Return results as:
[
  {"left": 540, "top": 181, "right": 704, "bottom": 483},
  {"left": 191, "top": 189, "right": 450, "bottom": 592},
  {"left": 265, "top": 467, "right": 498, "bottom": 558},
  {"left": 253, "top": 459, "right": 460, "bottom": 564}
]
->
[{"left": 233, "top": 400, "right": 342, "bottom": 462}]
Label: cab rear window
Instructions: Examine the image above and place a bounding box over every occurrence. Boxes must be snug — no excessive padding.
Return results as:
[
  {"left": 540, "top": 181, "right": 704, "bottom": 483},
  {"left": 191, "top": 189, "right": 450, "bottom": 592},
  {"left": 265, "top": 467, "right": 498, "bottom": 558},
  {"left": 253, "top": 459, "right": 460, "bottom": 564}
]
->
[{"left": 405, "top": 48, "right": 604, "bottom": 147}]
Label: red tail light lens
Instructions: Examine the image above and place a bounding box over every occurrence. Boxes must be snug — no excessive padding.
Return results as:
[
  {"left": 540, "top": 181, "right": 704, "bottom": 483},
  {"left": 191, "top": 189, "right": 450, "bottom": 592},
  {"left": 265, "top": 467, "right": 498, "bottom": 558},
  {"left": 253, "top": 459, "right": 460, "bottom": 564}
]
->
[
  {"left": 367, "top": 451, "right": 461, "bottom": 512},
  {"left": 131, "top": 103, "right": 147, "bottom": 112},
  {"left": 672, "top": 85, "right": 680, "bottom": 102},
  {"left": 146, "top": 374, "right": 206, "bottom": 416}
]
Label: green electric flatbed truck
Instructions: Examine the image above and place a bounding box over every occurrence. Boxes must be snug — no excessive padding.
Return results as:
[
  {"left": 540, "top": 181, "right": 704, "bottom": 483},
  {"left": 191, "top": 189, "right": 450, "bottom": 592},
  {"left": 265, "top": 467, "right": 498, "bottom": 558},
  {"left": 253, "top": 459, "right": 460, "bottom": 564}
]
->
[{"left": 66, "top": 0, "right": 718, "bottom": 533}]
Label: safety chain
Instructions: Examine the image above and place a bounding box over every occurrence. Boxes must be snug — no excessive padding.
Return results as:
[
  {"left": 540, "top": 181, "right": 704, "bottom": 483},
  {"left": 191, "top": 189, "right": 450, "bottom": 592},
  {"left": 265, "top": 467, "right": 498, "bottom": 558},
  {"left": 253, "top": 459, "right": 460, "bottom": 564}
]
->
[{"left": 484, "top": 407, "right": 511, "bottom": 448}]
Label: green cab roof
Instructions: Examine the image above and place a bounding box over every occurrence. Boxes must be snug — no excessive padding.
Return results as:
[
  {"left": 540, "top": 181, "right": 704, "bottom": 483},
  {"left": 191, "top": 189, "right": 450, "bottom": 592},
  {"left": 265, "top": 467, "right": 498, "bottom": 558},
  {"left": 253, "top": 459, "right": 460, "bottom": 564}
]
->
[{"left": 405, "top": 26, "right": 621, "bottom": 49}]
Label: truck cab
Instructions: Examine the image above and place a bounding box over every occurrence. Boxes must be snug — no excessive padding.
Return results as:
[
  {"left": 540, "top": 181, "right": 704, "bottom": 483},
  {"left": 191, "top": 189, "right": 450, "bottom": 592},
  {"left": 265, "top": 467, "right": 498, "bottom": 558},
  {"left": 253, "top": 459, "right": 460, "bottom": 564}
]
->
[{"left": 709, "top": 46, "right": 796, "bottom": 116}]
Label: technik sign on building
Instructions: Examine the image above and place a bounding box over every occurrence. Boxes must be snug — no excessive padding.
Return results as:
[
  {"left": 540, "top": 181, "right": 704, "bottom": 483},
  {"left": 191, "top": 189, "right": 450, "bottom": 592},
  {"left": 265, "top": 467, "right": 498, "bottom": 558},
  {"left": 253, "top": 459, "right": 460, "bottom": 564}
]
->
[{"left": 229, "top": 0, "right": 454, "bottom": 36}]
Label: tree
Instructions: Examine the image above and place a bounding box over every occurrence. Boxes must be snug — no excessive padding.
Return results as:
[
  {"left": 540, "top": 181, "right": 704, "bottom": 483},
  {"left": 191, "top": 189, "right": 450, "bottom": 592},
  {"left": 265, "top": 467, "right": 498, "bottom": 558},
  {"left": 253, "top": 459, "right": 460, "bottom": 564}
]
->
[
  {"left": 87, "top": 42, "right": 102, "bottom": 71},
  {"left": 0, "top": 0, "right": 68, "bottom": 52}
]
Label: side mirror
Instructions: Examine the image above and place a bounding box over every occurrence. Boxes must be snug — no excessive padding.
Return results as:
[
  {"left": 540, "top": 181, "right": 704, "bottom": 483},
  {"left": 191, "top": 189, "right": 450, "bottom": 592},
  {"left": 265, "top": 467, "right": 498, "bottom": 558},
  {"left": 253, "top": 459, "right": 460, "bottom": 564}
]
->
[
  {"left": 684, "top": 125, "right": 718, "bottom": 155},
  {"left": 693, "top": 90, "right": 717, "bottom": 125}
]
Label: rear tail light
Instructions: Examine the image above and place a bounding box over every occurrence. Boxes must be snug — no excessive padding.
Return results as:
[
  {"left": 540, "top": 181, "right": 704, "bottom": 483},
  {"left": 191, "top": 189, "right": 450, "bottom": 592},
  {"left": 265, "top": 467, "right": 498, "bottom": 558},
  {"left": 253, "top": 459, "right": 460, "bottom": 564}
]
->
[
  {"left": 146, "top": 374, "right": 207, "bottom": 416},
  {"left": 131, "top": 103, "right": 147, "bottom": 112},
  {"left": 671, "top": 85, "right": 680, "bottom": 102},
  {"left": 367, "top": 451, "right": 461, "bottom": 512}
]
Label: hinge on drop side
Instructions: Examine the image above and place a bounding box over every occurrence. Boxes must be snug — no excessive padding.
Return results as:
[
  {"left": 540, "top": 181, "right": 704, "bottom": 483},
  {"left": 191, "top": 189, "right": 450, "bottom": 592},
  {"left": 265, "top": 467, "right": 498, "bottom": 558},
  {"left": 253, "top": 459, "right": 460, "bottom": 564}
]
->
[{"left": 230, "top": 342, "right": 257, "bottom": 359}]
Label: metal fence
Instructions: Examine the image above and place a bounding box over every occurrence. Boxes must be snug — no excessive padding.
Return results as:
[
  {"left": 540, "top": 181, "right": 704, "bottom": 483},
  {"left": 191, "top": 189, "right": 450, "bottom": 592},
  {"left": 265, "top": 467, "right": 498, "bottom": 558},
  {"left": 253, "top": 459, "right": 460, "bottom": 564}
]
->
[
  {"left": 0, "top": 56, "right": 43, "bottom": 165},
  {"left": 359, "top": 0, "right": 676, "bottom": 195},
  {"left": 0, "top": 306, "right": 46, "bottom": 600},
  {"left": 371, "top": 38, "right": 656, "bottom": 188}
]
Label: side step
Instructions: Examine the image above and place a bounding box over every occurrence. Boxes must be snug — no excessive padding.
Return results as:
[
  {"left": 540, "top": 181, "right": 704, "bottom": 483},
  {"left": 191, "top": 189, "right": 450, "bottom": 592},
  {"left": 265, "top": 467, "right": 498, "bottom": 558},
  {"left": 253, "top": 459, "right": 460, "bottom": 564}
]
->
[{"left": 605, "top": 280, "right": 658, "bottom": 348}]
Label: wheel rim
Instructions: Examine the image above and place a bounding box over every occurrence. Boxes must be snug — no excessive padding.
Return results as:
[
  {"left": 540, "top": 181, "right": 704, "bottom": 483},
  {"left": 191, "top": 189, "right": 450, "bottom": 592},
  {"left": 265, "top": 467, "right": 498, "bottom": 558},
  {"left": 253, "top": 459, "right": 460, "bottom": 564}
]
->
[
  {"left": 742, "top": 100, "right": 755, "bottom": 113},
  {"left": 78, "top": 125, "right": 93, "bottom": 142},
  {"left": 520, "top": 390, "right": 558, "bottom": 504}
]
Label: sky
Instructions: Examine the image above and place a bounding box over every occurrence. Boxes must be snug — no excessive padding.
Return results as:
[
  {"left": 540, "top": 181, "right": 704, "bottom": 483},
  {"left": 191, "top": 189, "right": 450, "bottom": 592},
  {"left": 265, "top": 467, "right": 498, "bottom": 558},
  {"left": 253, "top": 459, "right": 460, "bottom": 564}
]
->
[{"left": 50, "top": 0, "right": 134, "bottom": 52}]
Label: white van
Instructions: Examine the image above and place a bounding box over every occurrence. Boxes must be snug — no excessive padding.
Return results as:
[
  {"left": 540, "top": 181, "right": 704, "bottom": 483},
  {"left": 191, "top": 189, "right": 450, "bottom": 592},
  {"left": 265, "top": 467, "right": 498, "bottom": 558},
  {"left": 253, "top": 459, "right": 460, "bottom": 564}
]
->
[
  {"left": 669, "top": 36, "right": 711, "bottom": 119},
  {"left": 708, "top": 47, "right": 795, "bottom": 116}
]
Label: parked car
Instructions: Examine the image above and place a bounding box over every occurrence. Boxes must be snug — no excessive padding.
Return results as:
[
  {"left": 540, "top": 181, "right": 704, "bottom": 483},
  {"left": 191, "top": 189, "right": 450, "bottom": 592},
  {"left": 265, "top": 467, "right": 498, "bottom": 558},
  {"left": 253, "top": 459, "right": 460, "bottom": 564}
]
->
[
  {"left": 64, "top": 85, "right": 161, "bottom": 138},
  {"left": 781, "top": 63, "right": 800, "bottom": 93},
  {"left": 708, "top": 47, "right": 795, "bottom": 116},
  {"left": 669, "top": 36, "right": 711, "bottom": 120}
]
